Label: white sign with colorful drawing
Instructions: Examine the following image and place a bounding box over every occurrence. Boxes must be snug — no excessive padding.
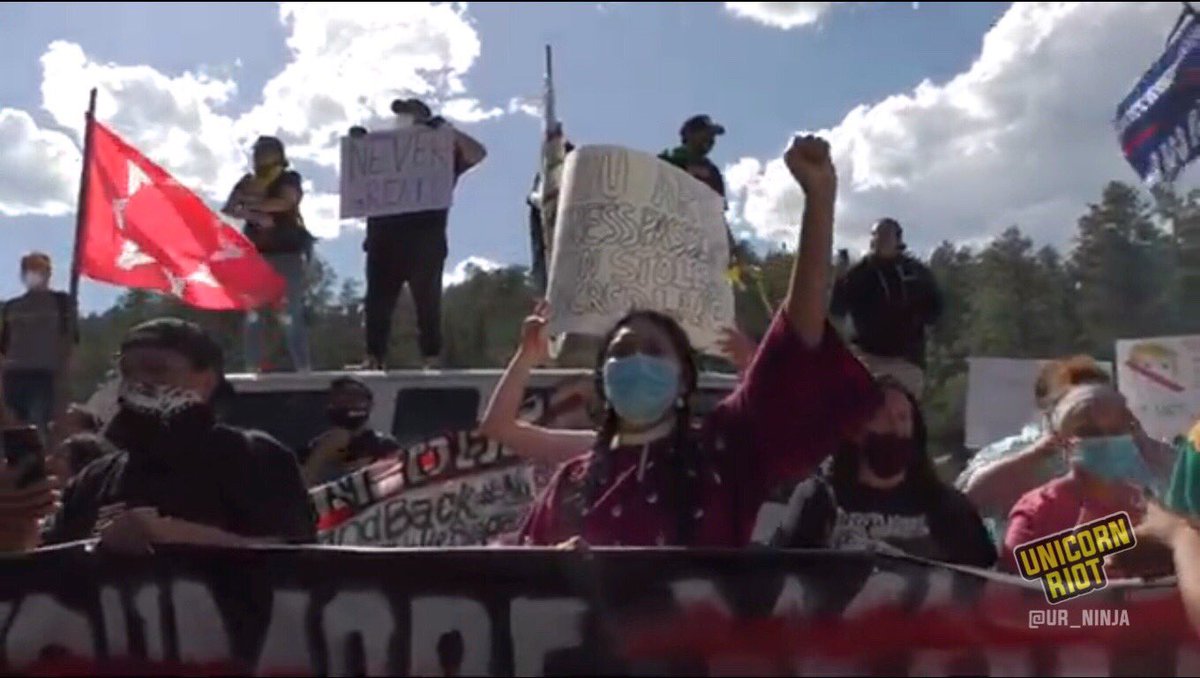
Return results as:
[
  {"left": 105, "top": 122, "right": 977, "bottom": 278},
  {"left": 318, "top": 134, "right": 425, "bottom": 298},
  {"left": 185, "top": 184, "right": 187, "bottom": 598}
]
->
[{"left": 1116, "top": 335, "right": 1200, "bottom": 441}]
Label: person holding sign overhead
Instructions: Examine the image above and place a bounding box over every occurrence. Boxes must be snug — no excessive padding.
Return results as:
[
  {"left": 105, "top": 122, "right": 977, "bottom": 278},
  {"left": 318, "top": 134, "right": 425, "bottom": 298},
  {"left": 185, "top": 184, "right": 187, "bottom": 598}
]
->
[
  {"left": 348, "top": 98, "right": 487, "bottom": 370},
  {"left": 482, "top": 135, "right": 887, "bottom": 548}
]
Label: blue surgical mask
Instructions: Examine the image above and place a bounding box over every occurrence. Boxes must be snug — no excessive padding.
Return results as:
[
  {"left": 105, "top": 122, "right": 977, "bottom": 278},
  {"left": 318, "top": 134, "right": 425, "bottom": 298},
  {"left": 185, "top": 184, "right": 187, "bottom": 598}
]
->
[
  {"left": 1073, "top": 434, "right": 1161, "bottom": 496},
  {"left": 602, "top": 355, "right": 680, "bottom": 427}
]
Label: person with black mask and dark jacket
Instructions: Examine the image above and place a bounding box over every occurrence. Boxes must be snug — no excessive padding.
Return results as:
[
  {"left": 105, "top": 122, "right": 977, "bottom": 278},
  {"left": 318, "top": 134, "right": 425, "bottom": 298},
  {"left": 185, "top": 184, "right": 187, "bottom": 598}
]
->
[
  {"left": 36, "top": 318, "right": 316, "bottom": 552},
  {"left": 300, "top": 376, "right": 400, "bottom": 487},
  {"left": 221, "top": 136, "right": 314, "bottom": 373},
  {"left": 830, "top": 218, "right": 942, "bottom": 395},
  {"left": 752, "top": 378, "right": 995, "bottom": 567}
]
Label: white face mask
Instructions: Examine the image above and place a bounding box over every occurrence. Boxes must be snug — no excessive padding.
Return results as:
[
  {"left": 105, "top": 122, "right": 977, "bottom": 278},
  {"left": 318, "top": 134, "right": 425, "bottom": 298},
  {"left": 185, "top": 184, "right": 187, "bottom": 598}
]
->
[
  {"left": 118, "top": 381, "right": 205, "bottom": 422},
  {"left": 22, "top": 272, "right": 47, "bottom": 290},
  {"left": 395, "top": 113, "right": 415, "bottom": 130}
]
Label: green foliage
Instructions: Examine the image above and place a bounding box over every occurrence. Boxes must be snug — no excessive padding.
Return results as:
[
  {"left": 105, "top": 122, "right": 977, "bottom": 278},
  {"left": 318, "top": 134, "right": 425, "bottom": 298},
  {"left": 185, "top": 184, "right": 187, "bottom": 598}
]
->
[{"left": 64, "top": 180, "right": 1199, "bottom": 461}]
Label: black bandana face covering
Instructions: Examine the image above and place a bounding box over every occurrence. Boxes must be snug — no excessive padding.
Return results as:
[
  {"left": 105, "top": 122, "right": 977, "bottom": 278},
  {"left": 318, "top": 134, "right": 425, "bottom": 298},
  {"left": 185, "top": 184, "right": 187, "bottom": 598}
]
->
[
  {"left": 117, "top": 381, "right": 213, "bottom": 435},
  {"left": 861, "top": 433, "right": 915, "bottom": 479}
]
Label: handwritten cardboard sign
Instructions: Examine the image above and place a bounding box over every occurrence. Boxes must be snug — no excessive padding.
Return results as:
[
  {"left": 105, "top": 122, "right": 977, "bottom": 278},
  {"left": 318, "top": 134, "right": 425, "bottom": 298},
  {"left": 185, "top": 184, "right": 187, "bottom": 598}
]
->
[
  {"left": 339, "top": 126, "right": 455, "bottom": 219},
  {"left": 546, "top": 145, "right": 733, "bottom": 355}
]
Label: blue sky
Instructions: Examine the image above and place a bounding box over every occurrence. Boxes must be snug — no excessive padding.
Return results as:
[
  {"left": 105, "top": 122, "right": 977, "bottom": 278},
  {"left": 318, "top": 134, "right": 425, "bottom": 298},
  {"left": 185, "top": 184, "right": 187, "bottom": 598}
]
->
[{"left": 0, "top": 2, "right": 1186, "bottom": 312}]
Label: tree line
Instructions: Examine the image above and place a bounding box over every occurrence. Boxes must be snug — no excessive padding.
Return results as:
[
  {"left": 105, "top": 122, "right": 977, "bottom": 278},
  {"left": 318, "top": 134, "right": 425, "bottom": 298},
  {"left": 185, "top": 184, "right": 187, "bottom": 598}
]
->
[{"left": 66, "top": 180, "right": 1200, "bottom": 458}]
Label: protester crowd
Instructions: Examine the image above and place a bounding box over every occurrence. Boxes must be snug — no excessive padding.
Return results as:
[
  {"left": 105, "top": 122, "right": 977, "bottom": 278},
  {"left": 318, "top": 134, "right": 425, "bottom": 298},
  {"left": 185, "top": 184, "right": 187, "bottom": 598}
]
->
[{"left": 2, "top": 100, "right": 1200, "bottom": 636}]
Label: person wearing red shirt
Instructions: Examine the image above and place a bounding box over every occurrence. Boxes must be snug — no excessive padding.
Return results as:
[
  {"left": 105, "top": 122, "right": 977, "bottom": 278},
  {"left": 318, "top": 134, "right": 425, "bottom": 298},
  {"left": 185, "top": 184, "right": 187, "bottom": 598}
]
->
[
  {"left": 481, "top": 136, "right": 885, "bottom": 547},
  {"left": 1002, "top": 383, "right": 1176, "bottom": 572}
]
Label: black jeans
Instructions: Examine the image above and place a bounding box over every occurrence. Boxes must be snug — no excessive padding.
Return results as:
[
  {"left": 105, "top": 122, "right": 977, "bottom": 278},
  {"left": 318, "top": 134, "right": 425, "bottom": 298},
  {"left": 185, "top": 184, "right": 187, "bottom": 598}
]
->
[{"left": 364, "top": 213, "right": 448, "bottom": 361}]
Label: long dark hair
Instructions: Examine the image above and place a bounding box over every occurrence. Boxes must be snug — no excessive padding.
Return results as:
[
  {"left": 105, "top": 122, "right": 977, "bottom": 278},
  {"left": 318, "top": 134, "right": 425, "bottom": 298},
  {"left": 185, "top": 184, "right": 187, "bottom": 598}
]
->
[
  {"left": 584, "top": 310, "right": 702, "bottom": 544},
  {"left": 829, "top": 378, "right": 942, "bottom": 502}
]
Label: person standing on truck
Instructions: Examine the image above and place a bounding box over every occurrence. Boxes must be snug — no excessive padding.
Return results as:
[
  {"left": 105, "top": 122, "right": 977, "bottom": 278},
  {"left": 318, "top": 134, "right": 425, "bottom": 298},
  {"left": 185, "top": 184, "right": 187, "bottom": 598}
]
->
[
  {"left": 349, "top": 98, "right": 488, "bottom": 370},
  {"left": 221, "top": 136, "right": 314, "bottom": 373},
  {"left": 830, "top": 218, "right": 941, "bottom": 395},
  {"left": 299, "top": 376, "right": 401, "bottom": 486},
  {"left": 0, "top": 252, "right": 78, "bottom": 432}
]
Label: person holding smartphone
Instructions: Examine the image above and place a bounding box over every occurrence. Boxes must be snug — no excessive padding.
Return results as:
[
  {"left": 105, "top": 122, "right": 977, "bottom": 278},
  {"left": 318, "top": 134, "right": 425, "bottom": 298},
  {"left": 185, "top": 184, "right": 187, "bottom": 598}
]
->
[{"left": 12, "top": 318, "right": 317, "bottom": 553}]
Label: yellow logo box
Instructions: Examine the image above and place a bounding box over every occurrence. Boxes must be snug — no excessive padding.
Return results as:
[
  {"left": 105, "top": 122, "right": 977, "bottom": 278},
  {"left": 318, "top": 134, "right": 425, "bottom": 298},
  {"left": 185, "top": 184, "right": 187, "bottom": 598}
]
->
[{"left": 1014, "top": 512, "right": 1137, "bottom": 605}]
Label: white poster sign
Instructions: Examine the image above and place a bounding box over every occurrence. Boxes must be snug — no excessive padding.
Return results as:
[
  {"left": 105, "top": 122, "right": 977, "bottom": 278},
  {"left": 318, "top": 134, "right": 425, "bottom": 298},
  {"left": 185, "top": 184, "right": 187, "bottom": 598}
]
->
[
  {"left": 545, "top": 145, "right": 733, "bottom": 354},
  {"left": 338, "top": 126, "right": 455, "bottom": 219},
  {"left": 964, "top": 357, "right": 1113, "bottom": 449},
  {"left": 1116, "top": 334, "right": 1200, "bottom": 442}
]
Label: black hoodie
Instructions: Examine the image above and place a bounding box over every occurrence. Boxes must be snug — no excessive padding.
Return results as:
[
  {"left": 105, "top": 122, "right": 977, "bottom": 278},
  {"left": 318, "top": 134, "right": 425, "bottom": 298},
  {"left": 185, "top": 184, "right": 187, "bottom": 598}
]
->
[
  {"left": 42, "top": 405, "right": 316, "bottom": 546},
  {"left": 830, "top": 254, "right": 942, "bottom": 368}
]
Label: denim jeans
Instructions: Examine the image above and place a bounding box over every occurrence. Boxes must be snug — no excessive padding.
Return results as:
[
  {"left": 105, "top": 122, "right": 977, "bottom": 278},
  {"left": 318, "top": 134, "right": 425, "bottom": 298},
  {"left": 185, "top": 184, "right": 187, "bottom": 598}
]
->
[
  {"left": 245, "top": 252, "right": 311, "bottom": 372},
  {"left": 3, "top": 369, "right": 56, "bottom": 430}
]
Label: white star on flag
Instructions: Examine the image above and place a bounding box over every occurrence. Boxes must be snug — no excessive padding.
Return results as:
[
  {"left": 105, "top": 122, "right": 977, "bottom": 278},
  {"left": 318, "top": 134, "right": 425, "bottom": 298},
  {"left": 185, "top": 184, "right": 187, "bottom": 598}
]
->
[
  {"left": 112, "top": 160, "right": 157, "bottom": 271},
  {"left": 165, "top": 264, "right": 221, "bottom": 299}
]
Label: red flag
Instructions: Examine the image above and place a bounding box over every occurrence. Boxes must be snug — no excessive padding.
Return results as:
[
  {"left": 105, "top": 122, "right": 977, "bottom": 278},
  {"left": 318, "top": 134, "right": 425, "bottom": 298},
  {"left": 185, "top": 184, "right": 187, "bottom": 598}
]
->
[{"left": 79, "top": 120, "right": 285, "bottom": 310}]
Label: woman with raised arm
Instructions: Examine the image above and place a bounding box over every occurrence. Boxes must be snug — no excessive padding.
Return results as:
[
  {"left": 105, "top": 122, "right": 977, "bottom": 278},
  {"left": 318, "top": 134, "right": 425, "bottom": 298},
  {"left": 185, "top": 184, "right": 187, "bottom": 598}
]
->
[{"left": 482, "top": 136, "right": 883, "bottom": 547}]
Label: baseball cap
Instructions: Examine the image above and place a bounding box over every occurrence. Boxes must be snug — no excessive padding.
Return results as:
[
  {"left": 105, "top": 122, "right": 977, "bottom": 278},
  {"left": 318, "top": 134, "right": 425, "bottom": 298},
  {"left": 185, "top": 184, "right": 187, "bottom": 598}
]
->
[
  {"left": 680, "top": 114, "right": 726, "bottom": 138},
  {"left": 391, "top": 98, "right": 433, "bottom": 118},
  {"left": 330, "top": 376, "right": 373, "bottom": 401},
  {"left": 120, "top": 318, "right": 234, "bottom": 400}
]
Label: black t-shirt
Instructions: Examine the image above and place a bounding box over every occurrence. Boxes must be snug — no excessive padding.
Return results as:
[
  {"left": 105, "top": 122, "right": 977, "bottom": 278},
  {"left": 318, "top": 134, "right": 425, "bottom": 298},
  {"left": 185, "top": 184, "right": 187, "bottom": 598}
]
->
[
  {"left": 767, "top": 473, "right": 996, "bottom": 567},
  {"left": 43, "top": 415, "right": 316, "bottom": 546},
  {"left": 240, "top": 170, "right": 313, "bottom": 255}
]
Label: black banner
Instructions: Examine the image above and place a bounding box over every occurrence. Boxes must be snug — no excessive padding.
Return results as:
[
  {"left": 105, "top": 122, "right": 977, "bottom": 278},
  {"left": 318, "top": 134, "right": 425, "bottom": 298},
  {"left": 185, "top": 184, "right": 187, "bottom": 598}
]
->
[{"left": 0, "top": 544, "right": 1193, "bottom": 676}]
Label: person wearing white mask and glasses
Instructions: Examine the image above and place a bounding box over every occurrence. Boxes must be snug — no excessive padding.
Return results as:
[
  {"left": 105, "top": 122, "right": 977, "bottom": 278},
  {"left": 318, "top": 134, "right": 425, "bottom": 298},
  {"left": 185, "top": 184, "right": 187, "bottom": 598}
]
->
[{"left": 0, "top": 253, "right": 78, "bottom": 432}]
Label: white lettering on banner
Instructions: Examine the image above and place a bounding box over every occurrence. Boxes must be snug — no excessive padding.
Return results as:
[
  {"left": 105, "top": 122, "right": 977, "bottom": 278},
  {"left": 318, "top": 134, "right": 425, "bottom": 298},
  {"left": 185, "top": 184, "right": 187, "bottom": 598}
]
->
[
  {"left": 5, "top": 595, "right": 93, "bottom": 668},
  {"left": 338, "top": 126, "right": 455, "bottom": 219},
  {"left": 770, "top": 576, "right": 809, "bottom": 618},
  {"left": 409, "top": 597, "right": 491, "bottom": 677},
  {"left": 256, "top": 591, "right": 312, "bottom": 674},
  {"left": 0, "top": 551, "right": 1198, "bottom": 675},
  {"left": 322, "top": 591, "right": 394, "bottom": 676},
  {"left": 1148, "top": 101, "right": 1200, "bottom": 182},
  {"left": 172, "top": 581, "right": 230, "bottom": 664},
  {"left": 99, "top": 588, "right": 127, "bottom": 657},
  {"left": 546, "top": 145, "right": 734, "bottom": 354},
  {"left": 510, "top": 597, "right": 587, "bottom": 678},
  {"left": 669, "top": 579, "right": 734, "bottom": 616}
]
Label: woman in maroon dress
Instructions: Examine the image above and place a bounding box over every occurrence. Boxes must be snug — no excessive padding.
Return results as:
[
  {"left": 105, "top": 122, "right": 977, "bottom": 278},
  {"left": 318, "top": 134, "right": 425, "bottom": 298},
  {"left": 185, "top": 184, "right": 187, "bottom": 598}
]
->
[{"left": 481, "top": 136, "right": 884, "bottom": 547}]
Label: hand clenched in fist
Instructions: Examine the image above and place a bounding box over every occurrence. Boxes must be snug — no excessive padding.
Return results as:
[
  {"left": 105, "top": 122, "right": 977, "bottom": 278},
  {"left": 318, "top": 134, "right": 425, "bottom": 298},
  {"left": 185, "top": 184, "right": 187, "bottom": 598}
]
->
[{"left": 784, "top": 135, "right": 837, "bottom": 201}]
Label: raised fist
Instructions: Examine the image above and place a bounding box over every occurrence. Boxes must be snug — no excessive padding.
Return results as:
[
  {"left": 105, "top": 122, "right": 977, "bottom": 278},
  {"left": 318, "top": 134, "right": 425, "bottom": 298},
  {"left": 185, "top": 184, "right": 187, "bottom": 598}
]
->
[{"left": 784, "top": 135, "right": 837, "bottom": 200}]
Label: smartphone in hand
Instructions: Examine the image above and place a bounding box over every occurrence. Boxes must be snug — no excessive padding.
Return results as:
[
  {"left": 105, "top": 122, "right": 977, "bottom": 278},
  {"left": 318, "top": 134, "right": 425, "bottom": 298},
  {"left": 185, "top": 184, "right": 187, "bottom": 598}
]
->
[{"left": 3, "top": 426, "right": 46, "bottom": 489}]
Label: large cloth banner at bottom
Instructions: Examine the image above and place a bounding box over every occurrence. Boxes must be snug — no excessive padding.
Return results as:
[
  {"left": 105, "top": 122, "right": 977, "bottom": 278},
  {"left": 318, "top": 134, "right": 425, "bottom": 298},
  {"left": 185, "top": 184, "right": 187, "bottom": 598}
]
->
[{"left": 0, "top": 545, "right": 1195, "bottom": 677}]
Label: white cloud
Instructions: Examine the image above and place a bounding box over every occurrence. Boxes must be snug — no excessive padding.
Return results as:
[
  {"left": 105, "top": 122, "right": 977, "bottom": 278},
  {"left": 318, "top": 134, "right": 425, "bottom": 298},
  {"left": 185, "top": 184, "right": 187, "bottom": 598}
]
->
[
  {"left": 442, "top": 98, "right": 504, "bottom": 123},
  {"left": 40, "top": 41, "right": 245, "bottom": 198},
  {"left": 235, "top": 2, "right": 487, "bottom": 169},
  {"left": 0, "top": 109, "right": 80, "bottom": 216},
  {"left": 9, "top": 2, "right": 498, "bottom": 244},
  {"left": 507, "top": 96, "right": 542, "bottom": 120},
  {"left": 727, "top": 2, "right": 1185, "bottom": 256},
  {"left": 724, "top": 2, "right": 835, "bottom": 30},
  {"left": 443, "top": 256, "right": 503, "bottom": 287},
  {"left": 301, "top": 189, "right": 354, "bottom": 240}
]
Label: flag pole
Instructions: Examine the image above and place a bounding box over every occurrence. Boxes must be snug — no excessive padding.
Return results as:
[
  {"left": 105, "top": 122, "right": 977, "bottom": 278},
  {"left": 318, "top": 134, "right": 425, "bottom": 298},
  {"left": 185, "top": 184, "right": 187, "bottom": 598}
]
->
[{"left": 68, "top": 88, "right": 98, "bottom": 307}]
